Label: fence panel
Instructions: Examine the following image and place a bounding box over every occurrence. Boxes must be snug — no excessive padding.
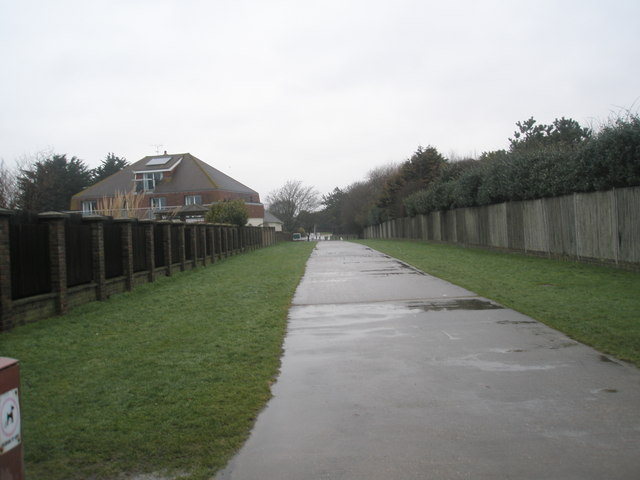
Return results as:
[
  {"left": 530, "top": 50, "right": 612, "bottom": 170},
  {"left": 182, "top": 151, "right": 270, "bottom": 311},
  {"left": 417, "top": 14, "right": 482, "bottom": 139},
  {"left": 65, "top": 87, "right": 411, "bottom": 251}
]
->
[
  {"left": 596, "top": 190, "right": 617, "bottom": 261},
  {"left": 65, "top": 218, "right": 92, "bottom": 287},
  {"left": 431, "top": 212, "right": 441, "bottom": 241},
  {"left": 477, "top": 206, "right": 490, "bottom": 246},
  {"left": 132, "top": 222, "right": 148, "bottom": 272},
  {"left": 507, "top": 201, "right": 525, "bottom": 251},
  {"left": 184, "top": 227, "right": 193, "bottom": 261},
  {"left": 545, "top": 195, "right": 576, "bottom": 257},
  {"left": 487, "top": 203, "right": 508, "bottom": 248},
  {"left": 616, "top": 187, "right": 640, "bottom": 263},
  {"left": 463, "top": 208, "right": 479, "bottom": 245},
  {"left": 171, "top": 225, "right": 181, "bottom": 263},
  {"left": 442, "top": 210, "right": 456, "bottom": 242},
  {"left": 104, "top": 221, "right": 124, "bottom": 279},
  {"left": 154, "top": 225, "right": 166, "bottom": 267},
  {"left": 9, "top": 215, "right": 50, "bottom": 299},
  {"left": 575, "top": 191, "right": 616, "bottom": 260},
  {"left": 522, "top": 199, "right": 548, "bottom": 253},
  {"left": 455, "top": 209, "right": 466, "bottom": 244}
]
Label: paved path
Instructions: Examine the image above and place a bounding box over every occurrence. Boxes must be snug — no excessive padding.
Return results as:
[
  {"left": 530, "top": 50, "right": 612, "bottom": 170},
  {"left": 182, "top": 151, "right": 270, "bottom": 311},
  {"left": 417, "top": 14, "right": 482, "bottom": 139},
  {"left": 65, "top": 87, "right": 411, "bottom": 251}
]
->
[{"left": 217, "top": 242, "right": 640, "bottom": 479}]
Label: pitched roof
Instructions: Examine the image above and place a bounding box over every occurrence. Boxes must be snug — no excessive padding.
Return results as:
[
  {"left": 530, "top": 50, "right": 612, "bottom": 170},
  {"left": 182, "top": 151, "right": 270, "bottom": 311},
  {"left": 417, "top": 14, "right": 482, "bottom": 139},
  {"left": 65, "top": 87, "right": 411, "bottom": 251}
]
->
[
  {"left": 72, "top": 153, "right": 259, "bottom": 200},
  {"left": 263, "top": 211, "right": 284, "bottom": 224}
]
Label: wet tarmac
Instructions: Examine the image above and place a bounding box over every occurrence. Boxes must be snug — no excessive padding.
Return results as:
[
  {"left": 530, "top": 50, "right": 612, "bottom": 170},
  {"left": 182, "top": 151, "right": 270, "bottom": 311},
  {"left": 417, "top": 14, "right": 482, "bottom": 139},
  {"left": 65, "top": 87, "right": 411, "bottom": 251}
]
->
[{"left": 216, "top": 242, "right": 640, "bottom": 480}]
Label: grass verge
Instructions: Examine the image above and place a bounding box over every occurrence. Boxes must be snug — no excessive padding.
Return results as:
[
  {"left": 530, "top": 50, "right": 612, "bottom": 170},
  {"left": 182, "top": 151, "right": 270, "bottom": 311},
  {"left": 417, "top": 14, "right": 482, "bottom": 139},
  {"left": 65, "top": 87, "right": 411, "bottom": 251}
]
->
[
  {"left": 0, "top": 241, "right": 316, "bottom": 480},
  {"left": 357, "top": 240, "right": 640, "bottom": 367}
]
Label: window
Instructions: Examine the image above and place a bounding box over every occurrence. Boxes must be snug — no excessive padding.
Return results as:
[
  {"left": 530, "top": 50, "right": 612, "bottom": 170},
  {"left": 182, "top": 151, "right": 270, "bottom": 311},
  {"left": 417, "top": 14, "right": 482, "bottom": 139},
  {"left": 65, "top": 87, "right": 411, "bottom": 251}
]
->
[
  {"left": 185, "top": 195, "right": 202, "bottom": 205},
  {"left": 136, "top": 172, "right": 163, "bottom": 192},
  {"left": 150, "top": 197, "right": 167, "bottom": 210},
  {"left": 82, "top": 201, "right": 97, "bottom": 215}
]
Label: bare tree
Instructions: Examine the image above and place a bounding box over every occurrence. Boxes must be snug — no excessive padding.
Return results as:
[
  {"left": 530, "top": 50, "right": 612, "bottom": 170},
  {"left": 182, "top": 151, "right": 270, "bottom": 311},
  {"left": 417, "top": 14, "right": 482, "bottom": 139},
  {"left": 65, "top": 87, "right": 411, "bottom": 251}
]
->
[
  {"left": 266, "top": 180, "right": 320, "bottom": 232},
  {"left": 0, "top": 159, "right": 18, "bottom": 209}
]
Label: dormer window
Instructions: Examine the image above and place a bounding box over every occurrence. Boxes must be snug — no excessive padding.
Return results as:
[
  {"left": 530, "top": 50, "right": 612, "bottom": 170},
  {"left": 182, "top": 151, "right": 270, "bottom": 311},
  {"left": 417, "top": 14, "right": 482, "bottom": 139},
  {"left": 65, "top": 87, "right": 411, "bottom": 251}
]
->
[{"left": 136, "top": 172, "right": 163, "bottom": 192}]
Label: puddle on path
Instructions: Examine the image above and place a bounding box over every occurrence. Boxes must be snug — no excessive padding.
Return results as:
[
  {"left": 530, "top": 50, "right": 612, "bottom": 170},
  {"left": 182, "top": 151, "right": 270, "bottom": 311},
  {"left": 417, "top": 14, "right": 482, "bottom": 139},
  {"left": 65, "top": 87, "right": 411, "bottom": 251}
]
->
[
  {"left": 407, "top": 298, "right": 504, "bottom": 312},
  {"left": 497, "top": 319, "right": 538, "bottom": 325}
]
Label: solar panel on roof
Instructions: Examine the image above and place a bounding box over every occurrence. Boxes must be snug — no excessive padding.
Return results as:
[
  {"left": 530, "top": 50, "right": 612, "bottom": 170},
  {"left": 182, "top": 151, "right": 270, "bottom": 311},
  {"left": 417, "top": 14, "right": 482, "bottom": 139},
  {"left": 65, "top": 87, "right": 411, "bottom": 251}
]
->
[{"left": 146, "top": 156, "right": 172, "bottom": 166}]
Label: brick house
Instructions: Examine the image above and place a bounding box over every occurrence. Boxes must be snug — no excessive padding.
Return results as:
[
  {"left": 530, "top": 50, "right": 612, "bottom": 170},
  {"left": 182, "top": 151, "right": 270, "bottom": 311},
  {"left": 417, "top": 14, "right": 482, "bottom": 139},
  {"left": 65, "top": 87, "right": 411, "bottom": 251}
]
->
[{"left": 70, "top": 152, "right": 265, "bottom": 224}]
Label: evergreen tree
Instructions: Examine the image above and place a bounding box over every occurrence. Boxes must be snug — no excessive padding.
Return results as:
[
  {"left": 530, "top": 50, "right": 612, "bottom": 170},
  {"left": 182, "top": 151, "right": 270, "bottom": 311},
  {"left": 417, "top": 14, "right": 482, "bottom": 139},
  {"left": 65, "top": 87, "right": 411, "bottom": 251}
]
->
[
  {"left": 91, "top": 153, "right": 128, "bottom": 183},
  {"left": 17, "top": 154, "right": 92, "bottom": 212}
]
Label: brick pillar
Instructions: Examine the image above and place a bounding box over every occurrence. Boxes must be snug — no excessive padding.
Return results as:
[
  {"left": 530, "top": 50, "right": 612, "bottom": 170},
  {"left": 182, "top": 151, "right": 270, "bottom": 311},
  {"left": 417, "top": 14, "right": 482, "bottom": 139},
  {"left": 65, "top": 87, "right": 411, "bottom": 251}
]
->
[
  {"left": 115, "top": 218, "right": 134, "bottom": 291},
  {"left": 39, "top": 212, "right": 68, "bottom": 315},
  {"left": 141, "top": 220, "right": 155, "bottom": 283},
  {"left": 0, "top": 209, "right": 14, "bottom": 330},
  {"left": 83, "top": 216, "right": 107, "bottom": 301}
]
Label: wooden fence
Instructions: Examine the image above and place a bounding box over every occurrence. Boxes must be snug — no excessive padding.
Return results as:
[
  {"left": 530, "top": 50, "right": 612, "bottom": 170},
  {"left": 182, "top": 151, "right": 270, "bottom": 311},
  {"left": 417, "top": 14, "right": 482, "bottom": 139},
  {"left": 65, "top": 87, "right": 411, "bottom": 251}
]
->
[
  {"left": 363, "top": 186, "right": 640, "bottom": 269},
  {"left": 0, "top": 210, "right": 279, "bottom": 330}
]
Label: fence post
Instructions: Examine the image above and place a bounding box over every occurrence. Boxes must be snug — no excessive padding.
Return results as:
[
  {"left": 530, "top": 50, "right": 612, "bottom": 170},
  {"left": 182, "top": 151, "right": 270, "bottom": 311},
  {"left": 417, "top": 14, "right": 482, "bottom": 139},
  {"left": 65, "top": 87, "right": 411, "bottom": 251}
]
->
[
  {"left": 39, "top": 212, "right": 68, "bottom": 315},
  {"left": 115, "top": 218, "right": 134, "bottom": 291},
  {"left": 0, "top": 209, "right": 14, "bottom": 330},
  {"left": 176, "top": 221, "right": 186, "bottom": 271},
  {"left": 83, "top": 216, "right": 107, "bottom": 301}
]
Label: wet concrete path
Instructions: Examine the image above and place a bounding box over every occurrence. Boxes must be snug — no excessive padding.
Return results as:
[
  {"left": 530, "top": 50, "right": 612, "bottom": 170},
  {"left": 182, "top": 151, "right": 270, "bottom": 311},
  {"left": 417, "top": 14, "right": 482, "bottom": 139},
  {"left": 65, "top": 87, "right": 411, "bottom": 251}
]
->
[{"left": 217, "top": 242, "right": 640, "bottom": 479}]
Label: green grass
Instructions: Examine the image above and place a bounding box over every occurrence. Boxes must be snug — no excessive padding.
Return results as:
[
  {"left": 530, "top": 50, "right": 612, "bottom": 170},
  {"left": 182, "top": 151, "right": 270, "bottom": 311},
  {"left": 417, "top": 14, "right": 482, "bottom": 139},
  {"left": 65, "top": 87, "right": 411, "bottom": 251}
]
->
[
  {"left": 0, "top": 242, "right": 316, "bottom": 480},
  {"left": 357, "top": 240, "right": 640, "bottom": 367}
]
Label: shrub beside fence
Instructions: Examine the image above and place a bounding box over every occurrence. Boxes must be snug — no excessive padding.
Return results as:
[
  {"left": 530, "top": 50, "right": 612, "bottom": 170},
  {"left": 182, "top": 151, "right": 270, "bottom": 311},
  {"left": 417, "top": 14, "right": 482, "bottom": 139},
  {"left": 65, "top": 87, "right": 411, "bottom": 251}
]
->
[
  {"left": 364, "top": 186, "right": 640, "bottom": 269},
  {"left": 0, "top": 211, "right": 279, "bottom": 331}
]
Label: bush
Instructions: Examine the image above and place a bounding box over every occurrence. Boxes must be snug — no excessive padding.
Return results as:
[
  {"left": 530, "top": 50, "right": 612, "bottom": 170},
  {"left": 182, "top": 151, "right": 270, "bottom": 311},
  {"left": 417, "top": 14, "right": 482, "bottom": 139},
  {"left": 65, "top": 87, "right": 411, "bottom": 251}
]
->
[
  {"left": 578, "top": 115, "right": 640, "bottom": 191},
  {"left": 204, "top": 199, "right": 249, "bottom": 227},
  {"left": 403, "top": 113, "right": 640, "bottom": 217}
]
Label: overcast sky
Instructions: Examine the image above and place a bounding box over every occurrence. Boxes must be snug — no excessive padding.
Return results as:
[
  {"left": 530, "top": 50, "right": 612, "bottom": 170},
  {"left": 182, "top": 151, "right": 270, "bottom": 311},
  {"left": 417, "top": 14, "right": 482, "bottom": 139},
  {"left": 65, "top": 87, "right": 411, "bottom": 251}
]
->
[{"left": 1, "top": 0, "right": 638, "bottom": 201}]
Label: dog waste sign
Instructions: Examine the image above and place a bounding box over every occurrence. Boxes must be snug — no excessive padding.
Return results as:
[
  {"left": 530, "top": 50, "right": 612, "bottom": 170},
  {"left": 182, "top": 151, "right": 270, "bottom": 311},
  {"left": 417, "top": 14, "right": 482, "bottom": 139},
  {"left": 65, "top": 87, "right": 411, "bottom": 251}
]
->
[{"left": 0, "top": 388, "right": 21, "bottom": 454}]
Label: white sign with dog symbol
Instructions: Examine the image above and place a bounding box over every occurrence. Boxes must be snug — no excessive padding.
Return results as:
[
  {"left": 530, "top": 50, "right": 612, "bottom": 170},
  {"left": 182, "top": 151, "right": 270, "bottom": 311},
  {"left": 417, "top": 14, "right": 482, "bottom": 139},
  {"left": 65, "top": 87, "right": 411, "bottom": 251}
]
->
[{"left": 0, "top": 388, "right": 21, "bottom": 454}]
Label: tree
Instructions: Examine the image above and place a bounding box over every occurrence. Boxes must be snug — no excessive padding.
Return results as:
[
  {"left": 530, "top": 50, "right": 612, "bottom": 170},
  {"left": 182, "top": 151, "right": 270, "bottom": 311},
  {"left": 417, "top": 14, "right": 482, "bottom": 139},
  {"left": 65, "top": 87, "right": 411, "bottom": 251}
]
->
[
  {"left": 266, "top": 180, "right": 320, "bottom": 232},
  {"left": 320, "top": 187, "right": 346, "bottom": 233},
  {"left": 16, "top": 153, "right": 92, "bottom": 212},
  {"left": 378, "top": 146, "right": 446, "bottom": 218},
  {"left": 91, "top": 153, "right": 128, "bottom": 184},
  {"left": 204, "top": 199, "right": 249, "bottom": 227},
  {"left": 509, "top": 117, "right": 591, "bottom": 152},
  {"left": 316, "top": 163, "right": 399, "bottom": 234},
  {"left": 0, "top": 159, "right": 18, "bottom": 209}
]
